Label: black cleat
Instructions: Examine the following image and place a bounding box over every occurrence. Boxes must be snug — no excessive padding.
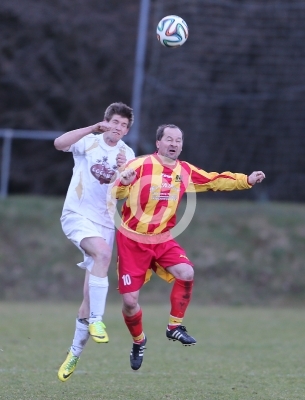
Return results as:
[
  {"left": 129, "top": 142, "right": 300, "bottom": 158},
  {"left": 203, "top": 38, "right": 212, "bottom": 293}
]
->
[
  {"left": 166, "top": 325, "right": 196, "bottom": 346},
  {"left": 130, "top": 336, "right": 147, "bottom": 370}
]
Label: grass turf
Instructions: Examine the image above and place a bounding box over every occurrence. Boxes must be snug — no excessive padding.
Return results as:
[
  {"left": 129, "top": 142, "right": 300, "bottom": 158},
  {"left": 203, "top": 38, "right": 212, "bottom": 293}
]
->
[
  {"left": 2, "top": 196, "right": 305, "bottom": 305},
  {"left": 0, "top": 302, "right": 304, "bottom": 399}
]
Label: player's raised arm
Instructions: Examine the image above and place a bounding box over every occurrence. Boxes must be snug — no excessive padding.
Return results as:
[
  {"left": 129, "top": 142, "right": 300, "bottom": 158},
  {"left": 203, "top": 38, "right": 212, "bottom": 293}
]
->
[
  {"left": 183, "top": 164, "right": 250, "bottom": 192},
  {"left": 54, "top": 121, "right": 111, "bottom": 151}
]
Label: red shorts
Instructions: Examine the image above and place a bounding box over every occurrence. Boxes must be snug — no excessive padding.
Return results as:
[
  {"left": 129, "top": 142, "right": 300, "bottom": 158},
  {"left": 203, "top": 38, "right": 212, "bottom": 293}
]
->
[{"left": 116, "top": 229, "right": 193, "bottom": 293}]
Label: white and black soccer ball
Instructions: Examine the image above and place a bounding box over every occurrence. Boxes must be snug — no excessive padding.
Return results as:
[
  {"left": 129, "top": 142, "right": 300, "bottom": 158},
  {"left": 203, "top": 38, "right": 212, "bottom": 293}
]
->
[{"left": 156, "top": 15, "right": 188, "bottom": 48}]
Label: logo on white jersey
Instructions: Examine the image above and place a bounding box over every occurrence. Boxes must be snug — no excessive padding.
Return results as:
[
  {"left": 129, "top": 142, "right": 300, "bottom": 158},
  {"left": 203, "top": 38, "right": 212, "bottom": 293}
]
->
[{"left": 90, "top": 157, "right": 116, "bottom": 184}]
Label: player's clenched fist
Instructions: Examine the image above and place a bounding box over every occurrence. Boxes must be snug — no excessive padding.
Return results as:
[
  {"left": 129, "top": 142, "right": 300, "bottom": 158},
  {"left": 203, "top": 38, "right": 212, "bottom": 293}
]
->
[
  {"left": 248, "top": 171, "right": 265, "bottom": 185},
  {"left": 120, "top": 168, "right": 136, "bottom": 185},
  {"left": 91, "top": 121, "right": 111, "bottom": 133}
]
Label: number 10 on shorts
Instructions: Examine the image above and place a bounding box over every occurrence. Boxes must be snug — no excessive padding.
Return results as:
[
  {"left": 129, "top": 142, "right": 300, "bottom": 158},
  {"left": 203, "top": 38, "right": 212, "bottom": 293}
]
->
[{"left": 122, "top": 274, "right": 131, "bottom": 286}]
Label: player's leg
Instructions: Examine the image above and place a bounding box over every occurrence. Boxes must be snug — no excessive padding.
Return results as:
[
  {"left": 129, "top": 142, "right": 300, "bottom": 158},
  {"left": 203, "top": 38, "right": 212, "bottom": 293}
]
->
[
  {"left": 71, "top": 270, "right": 90, "bottom": 355},
  {"left": 166, "top": 262, "right": 196, "bottom": 345},
  {"left": 117, "top": 230, "right": 150, "bottom": 370},
  {"left": 155, "top": 239, "right": 196, "bottom": 345},
  {"left": 60, "top": 214, "right": 113, "bottom": 344},
  {"left": 58, "top": 272, "right": 90, "bottom": 382},
  {"left": 80, "top": 236, "right": 112, "bottom": 343},
  {"left": 58, "top": 214, "right": 113, "bottom": 381},
  {"left": 122, "top": 291, "right": 147, "bottom": 370}
]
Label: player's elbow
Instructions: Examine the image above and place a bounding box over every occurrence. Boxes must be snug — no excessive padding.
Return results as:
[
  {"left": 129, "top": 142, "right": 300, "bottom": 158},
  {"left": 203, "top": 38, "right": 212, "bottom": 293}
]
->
[
  {"left": 54, "top": 137, "right": 62, "bottom": 150},
  {"left": 54, "top": 137, "right": 68, "bottom": 151}
]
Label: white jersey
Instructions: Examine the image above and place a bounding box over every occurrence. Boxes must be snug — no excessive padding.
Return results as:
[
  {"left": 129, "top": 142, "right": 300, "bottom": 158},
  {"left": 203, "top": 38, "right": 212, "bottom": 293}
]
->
[{"left": 61, "top": 133, "right": 135, "bottom": 228}]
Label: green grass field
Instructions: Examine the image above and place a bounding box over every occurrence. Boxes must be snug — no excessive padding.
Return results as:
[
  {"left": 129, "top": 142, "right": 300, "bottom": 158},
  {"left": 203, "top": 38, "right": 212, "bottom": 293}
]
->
[
  {"left": 1, "top": 302, "right": 305, "bottom": 400},
  {"left": 1, "top": 196, "right": 305, "bottom": 305}
]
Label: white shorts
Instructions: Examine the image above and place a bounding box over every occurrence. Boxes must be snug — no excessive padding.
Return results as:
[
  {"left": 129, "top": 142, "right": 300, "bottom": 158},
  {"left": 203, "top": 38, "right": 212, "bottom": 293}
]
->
[{"left": 60, "top": 212, "right": 115, "bottom": 271}]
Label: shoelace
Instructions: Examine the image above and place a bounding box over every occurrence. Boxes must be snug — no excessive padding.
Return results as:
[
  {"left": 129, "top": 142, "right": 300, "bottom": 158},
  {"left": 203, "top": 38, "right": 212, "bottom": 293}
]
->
[
  {"left": 132, "top": 340, "right": 146, "bottom": 356},
  {"left": 177, "top": 325, "right": 193, "bottom": 337},
  {"left": 66, "top": 356, "right": 78, "bottom": 370}
]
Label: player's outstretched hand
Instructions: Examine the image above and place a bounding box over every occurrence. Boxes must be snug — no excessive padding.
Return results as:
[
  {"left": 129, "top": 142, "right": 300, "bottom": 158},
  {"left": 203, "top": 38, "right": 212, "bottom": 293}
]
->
[
  {"left": 120, "top": 168, "right": 136, "bottom": 185},
  {"left": 91, "top": 121, "right": 111, "bottom": 133},
  {"left": 248, "top": 171, "right": 265, "bottom": 185}
]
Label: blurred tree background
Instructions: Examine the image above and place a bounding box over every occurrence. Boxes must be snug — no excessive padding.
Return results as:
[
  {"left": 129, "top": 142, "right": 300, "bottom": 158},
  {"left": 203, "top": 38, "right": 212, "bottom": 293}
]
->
[{"left": 0, "top": 0, "right": 305, "bottom": 200}]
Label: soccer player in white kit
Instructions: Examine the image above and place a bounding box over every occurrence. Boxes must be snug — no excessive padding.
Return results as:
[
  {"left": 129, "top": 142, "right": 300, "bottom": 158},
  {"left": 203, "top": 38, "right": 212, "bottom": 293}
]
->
[{"left": 54, "top": 102, "right": 135, "bottom": 381}]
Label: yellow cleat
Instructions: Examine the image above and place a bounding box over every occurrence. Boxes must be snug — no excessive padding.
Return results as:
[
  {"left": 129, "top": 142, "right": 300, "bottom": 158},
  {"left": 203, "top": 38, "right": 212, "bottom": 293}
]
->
[
  {"left": 89, "top": 320, "right": 109, "bottom": 343},
  {"left": 58, "top": 350, "right": 79, "bottom": 382}
]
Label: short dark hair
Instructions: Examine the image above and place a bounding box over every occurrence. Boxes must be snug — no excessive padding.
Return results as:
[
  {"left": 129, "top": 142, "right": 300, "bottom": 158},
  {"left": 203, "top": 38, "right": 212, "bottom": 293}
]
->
[
  {"left": 156, "top": 124, "right": 184, "bottom": 141},
  {"left": 104, "top": 102, "right": 134, "bottom": 128}
]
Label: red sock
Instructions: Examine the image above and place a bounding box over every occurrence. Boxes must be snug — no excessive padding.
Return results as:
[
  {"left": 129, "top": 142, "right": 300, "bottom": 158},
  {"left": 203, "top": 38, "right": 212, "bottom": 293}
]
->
[
  {"left": 122, "top": 309, "right": 145, "bottom": 343},
  {"left": 169, "top": 278, "right": 193, "bottom": 329}
]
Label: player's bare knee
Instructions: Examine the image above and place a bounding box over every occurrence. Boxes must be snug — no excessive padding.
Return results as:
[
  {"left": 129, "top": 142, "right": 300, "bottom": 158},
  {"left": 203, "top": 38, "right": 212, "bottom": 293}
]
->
[
  {"left": 93, "top": 247, "right": 112, "bottom": 266},
  {"left": 178, "top": 269, "right": 194, "bottom": 281},
  {"left": 184, "top": 266, "right": 194, "bottom": 280},
  {"left": 124, "top": 298, "right": 137, "bottom": 311},
  {"left": 168, "top": 264, "right": 194, "bottom": 281},
  {"left": 122, "top": 293, "right": 138, "bottom": 313}
]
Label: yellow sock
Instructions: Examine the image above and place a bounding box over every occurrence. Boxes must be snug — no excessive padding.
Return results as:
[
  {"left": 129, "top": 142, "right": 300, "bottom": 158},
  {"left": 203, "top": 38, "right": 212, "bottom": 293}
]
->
[
  {"left": 133, "top": 332, "right": 145, "bottom": 343},
  {"left": 168, "top": 315, "right": 183, "bottom": 329}
]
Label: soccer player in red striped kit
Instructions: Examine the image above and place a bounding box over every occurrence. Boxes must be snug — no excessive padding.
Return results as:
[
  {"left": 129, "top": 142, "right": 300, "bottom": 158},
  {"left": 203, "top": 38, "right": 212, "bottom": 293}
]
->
[{"left": 112, "top": 124, "right": 265, "bottom": 370}]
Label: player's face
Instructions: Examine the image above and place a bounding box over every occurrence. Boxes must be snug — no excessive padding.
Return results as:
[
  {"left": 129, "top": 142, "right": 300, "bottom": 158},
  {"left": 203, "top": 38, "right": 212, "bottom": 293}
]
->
[
  {"left": 103, "top": 114, "right": 130, "bottom": 145},
  {"left": 156, "top": 127, "right": 183, "bottom": 160}
]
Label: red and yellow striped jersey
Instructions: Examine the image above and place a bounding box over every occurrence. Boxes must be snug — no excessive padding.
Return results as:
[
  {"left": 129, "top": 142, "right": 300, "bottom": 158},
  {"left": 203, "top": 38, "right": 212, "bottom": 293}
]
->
[{"left": 112, "top": 154, "right": 251, "bottom": 235}]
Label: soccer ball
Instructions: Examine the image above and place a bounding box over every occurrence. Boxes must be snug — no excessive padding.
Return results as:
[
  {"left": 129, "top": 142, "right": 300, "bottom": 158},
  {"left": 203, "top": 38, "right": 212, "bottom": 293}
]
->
[{"left": 156, "top": 15, "right": 188, "bottom": 48}]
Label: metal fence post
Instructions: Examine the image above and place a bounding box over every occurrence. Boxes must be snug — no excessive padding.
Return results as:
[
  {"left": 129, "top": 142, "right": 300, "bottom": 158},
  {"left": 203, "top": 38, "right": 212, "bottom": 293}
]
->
[
  {"left": 0, "top": 129, "right": 13, "bottom": 198},
  {"left": 128, "top": 0, "right": 151, "bottom": 154}
]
